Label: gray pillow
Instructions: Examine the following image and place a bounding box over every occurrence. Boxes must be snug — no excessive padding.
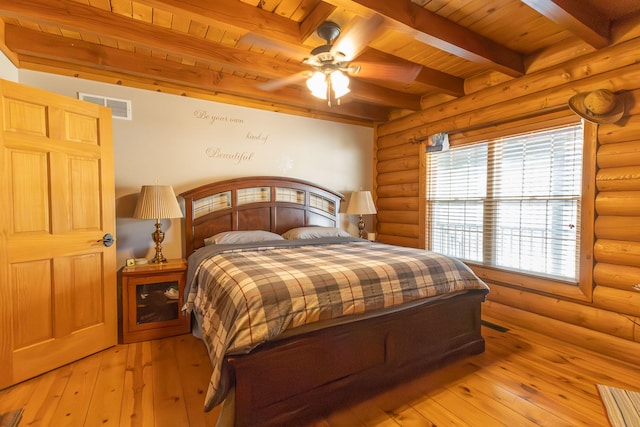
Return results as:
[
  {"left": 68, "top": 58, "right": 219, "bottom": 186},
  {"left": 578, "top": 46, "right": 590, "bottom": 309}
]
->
[
  {"left": 282, "top": 226, "right": 351, "bottom": 240},
  {"left": 204, "top": 230, "right": 284, "bottom": 245}
]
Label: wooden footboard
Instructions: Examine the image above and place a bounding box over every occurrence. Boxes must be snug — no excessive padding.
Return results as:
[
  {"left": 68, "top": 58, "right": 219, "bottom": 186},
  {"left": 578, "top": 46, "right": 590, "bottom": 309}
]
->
[{"left": 227, "top": 289, "right": 487, "bottom": 426}]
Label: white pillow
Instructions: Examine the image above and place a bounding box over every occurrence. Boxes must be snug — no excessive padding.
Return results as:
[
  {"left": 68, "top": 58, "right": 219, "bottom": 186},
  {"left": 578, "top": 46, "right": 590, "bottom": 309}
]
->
[
  {"left": 282, "top": 226, "right": 351, "bottom": 240},
  {"left": 204, "top": 230, "right": 284, "bottom": 245}
]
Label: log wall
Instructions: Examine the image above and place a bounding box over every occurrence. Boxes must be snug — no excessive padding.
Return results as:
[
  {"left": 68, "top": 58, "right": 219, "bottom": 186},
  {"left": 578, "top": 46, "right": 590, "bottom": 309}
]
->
[{"left": 374, "top": 30, "right": 640, "bottom": 364}]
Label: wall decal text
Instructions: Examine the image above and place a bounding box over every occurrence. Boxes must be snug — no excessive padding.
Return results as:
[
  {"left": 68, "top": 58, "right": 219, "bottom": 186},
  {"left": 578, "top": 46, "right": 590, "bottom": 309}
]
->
[
  {"left": 194, "top": 110, "right": 244, "bottom": 126},
  {"left": 206, "top": 147, "right": 254, "bottom": 164},
  {"left": 246, "top": 131, "right": 269, "bottom": 144}
]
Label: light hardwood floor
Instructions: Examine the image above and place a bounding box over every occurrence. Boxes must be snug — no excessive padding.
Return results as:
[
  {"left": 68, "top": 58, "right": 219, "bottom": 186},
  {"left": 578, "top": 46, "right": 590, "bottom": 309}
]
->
[{"left": 2, "top": 315, "right": 638, "bottom": 426}]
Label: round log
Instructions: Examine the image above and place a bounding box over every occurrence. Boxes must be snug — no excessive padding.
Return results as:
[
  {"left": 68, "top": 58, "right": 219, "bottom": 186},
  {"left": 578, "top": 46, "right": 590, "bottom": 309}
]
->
[
  {"left": 378, "top": 37, "right": 640, "bottom": 138},
  {"left": 593, "top": 286, "right": 640, "bottom": 317},
  {"left": 593, "top": 262, "right": 640, "bottom": 291},
  {"left": 483, "top": 301, "right": 640, "bottom": 363},
  {"left": 376, "top": 234, "right": 420, "bottom": 248},
  {"left": 377, "top": 143, "right": 420, "bottom": 162},
  {"left": 376, "top": 169, "right": 419, "bottom": 186},
  {"left": 595, "top": 191, "right": 640, "bottom": 215},
  {"left": 376, "top": 197, "right": 419, "bottom": 211},
  {"left": 486, "top": 283, "right": 636, "bottom": 339},
  {"left": 595, "top": 216, "right": 640, "bottom": 241},
  {"left": 420, "top": 93, "right": 457, "bottom": 110},
  {"left": 377, "top": 222, "right": 420, "bottom": 239},
  {"left": 598, "top": 115, "right": 640, "bottom": 145},
  {"left": 464, "top": 70, "right": 514, "bottom": 94},
  {"left": 377, "top": 157, "right": 420, "bottom": 174},
  {"left": 376, "top": 183, "right": 419, "bottom": 198},
  {"left": 594, "top": 239, "right": 640, "bottom": 268},
  {"left": 597, "top": 140, "right": 640, "bottom": 168},
  {"left": 376, "top": 210, "right": 419, "bottom": 225},
  {"left": 596, "top": 166, "right": 640, "bottom": 191},
  {"left": 378, "top": 131, "right": 415, "bottom": 150}
]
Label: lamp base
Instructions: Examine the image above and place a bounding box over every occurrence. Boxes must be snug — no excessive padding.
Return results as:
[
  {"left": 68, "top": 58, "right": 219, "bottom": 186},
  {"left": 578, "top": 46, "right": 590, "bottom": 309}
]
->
[
  {"left": 357, "top": 215, "right": 365, "bottom": 239},
  {"left": 149, "top": 220, "right": 168, "bottom": 263},
  {"left": 149, "top": 252, "right": 167, "bottom": 264}
]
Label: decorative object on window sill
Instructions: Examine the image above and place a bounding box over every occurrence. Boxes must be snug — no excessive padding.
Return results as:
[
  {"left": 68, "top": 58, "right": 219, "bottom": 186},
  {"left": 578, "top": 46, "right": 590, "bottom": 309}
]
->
[
  {"left": 568, "top": 89, "right": 624, "bottom": 124},
  {"left": 425, "top": 132, "right": 449, "bottom": 152},
  {"left": 408, "top": 132, "right": 449, "bottom": 152},
  {"left": 133, "top": 185, "right": 183, "bottom": 263},
  {"left": 346, "top": 190, "right": 377, "bottom": 239}
]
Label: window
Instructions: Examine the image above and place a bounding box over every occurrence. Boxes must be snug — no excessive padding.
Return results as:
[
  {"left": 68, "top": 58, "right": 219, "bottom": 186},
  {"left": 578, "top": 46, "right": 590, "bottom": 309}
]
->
[{"left": 427, "top": 123, "right": 583, "bottom": 283}]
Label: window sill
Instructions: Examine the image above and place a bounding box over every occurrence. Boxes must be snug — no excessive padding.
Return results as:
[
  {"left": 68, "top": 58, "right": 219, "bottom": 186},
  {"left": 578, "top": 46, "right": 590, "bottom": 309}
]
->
[{"left": 469, "top": 264, "right": 591, "bottom": 302}]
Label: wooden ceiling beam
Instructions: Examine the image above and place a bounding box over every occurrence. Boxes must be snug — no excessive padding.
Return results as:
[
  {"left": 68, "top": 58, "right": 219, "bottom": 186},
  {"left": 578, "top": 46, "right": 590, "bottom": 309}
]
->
[
  {"left": 348, "top": 79, "right": 421, "bottom": 110},
  {"left": 521, "top": 0, "right": 610, "bottom": 48},
  {"left": 355, "top": 49, "right": 464, "bottom": 97},
  {"left": 298, "top": 2, "right": 337, "bottom": 41},
  {"left": 345, "top": 0, "right": 525, "bottom": 77},
  {"left": 4, "top": 25, "right": 391, "bottom": 121},
  {"left": 0, "top": 0, "right": 417, "bottom": 109},
  {"left": 135, "top": 0, "right": 315, "bottom": 45},
  {"left": 0, "top": 0, "right": 299, "bottom": 76}
]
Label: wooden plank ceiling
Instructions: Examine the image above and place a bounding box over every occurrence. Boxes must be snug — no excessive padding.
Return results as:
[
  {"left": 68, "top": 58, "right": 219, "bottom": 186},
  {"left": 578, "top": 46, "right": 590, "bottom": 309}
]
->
[{"left": 1, "top": 0, "right": 639, "bottom": 124}]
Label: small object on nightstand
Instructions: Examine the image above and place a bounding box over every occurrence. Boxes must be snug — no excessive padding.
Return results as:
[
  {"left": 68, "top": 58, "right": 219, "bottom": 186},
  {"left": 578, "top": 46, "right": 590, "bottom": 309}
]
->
[{"left": 120, "top": 258, "right": 190, "bottom": 343}]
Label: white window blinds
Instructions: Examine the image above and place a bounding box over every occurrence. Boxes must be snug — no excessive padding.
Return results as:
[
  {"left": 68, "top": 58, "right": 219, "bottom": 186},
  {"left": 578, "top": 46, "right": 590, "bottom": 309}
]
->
[{"left": 427, "top": 123, "right": 583, "bottom": 282}]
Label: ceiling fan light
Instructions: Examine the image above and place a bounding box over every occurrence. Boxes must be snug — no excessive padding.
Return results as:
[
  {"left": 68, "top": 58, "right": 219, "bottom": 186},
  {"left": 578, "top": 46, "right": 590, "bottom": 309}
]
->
[
  {"left": 330, "top": 70, "right": 350, "bottom": 99},
  {"left": 307, "top": 72, "right": 327, "bottom": 99}
]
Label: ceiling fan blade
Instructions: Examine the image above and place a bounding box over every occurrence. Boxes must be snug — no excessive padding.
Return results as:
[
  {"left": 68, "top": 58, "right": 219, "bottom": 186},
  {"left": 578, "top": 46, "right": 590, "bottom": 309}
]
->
[
  {"left": 240, "top": 33, "right": 308, "bottom": 61},
  {"left": 257, "top": 71, "right": 311, "bottom": 91},
  {"left": 349, "top": 61, "right": 422, "bottom": 83},
  {"left": 331, "top": 15, "right": 384, "bottom": 61}
]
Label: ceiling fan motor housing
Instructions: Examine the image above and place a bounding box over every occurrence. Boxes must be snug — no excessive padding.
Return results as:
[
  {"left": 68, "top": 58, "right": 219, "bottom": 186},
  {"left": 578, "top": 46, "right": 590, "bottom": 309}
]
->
[
  {"left": 317, "top": 21, "right": 341, "bottom": 44},
  {"left": 307, "top": 21, "right": 348, "bottom": 70}
]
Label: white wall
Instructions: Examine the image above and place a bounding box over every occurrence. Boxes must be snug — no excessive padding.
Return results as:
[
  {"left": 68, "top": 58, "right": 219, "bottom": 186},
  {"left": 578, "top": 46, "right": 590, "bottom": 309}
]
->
[
  {"left": 18, "top": 71, "right": 374, "bottom": 267},
  {"left": 0, "top": 50, "right": 18, "bottom": 82}
]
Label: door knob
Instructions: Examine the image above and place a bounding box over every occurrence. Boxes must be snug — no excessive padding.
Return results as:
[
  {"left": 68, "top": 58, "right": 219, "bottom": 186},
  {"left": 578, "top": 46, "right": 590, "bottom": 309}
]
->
[{"left": 97, "top": 233, "right": 114, "bottom": 247}]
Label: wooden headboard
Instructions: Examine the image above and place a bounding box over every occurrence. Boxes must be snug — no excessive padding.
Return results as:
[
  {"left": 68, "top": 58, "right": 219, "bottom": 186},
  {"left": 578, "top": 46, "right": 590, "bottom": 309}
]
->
[{"left": 180, "top": 176, "right": 344, "bottom": 256}]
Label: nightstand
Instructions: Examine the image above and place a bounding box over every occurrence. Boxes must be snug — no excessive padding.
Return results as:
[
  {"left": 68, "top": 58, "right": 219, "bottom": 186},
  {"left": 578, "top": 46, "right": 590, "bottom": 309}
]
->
[{"left": 120, "top": 258, "right": 190, "bottom": 343}]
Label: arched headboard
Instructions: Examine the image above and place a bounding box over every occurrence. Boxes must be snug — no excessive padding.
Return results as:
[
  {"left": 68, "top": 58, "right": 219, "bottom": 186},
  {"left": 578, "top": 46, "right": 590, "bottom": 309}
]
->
[{"left": 180, "top": 176, "right": 344, "bottom": 256}]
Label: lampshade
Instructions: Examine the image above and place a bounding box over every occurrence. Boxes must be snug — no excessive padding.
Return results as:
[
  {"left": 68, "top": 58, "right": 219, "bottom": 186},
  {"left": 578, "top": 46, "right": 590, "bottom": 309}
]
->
[
  {"left": 133, "top": 185, "right": 183, "bottom": 220},
  {"left": 330, "top": 70, "right": 350, "bottom": 98},
  {"left": 346, "top": 191, "right": 377, "bottom": 215},
  {"left": 306, "top": 70, "right": 350, "bottom": 102},
  {"left": 307, "top": 71, "right": 328, "bottom": 99},
  {"left": 133, "top": 185, "right": 182, "bottom": 264}
]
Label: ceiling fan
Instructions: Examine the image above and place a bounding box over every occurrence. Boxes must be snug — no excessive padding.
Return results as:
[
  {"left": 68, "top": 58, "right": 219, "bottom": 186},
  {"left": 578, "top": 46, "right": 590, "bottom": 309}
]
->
[{"left": 258, "top": 16, "right": 421, "bottom": 107}]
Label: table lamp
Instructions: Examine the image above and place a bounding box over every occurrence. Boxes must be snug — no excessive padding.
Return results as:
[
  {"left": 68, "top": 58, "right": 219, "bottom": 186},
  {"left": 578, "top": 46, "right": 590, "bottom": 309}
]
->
[
  {"left": 346, "top": 190, "right": 377, "bottom": 238},
  {"left": 133, "top": 185, "right": 183, "bottom": 263}
]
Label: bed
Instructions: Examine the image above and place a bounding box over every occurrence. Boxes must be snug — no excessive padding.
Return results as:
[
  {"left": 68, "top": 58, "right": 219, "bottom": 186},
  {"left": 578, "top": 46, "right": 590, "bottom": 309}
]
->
[{"left": 180, "top": 176, "right": 489, "bottom": 426}]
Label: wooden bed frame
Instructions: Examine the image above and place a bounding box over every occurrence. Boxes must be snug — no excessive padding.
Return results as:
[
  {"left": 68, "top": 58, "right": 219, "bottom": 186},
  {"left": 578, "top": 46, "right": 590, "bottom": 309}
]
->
[{"left": 181, "top": 176, "right": 488, "bottom": 426}]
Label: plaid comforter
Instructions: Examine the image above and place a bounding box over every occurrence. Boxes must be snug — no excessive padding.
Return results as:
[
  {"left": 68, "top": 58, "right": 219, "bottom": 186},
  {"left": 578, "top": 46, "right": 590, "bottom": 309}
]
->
[{"left": 183, "top": 237, "right": 488, "bottom": 410}]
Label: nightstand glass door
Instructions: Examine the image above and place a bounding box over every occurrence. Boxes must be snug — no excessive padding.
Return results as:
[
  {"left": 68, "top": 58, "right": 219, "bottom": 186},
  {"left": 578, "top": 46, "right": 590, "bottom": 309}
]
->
[{"left": 136, "top": 280, "right": 180, "bottom": 325}]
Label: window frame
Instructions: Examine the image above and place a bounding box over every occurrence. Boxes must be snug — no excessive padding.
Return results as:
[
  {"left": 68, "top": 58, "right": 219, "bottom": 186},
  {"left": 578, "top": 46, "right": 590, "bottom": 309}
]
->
[{"left": 424, "top": 112, "right": 596, "bottom": 302}]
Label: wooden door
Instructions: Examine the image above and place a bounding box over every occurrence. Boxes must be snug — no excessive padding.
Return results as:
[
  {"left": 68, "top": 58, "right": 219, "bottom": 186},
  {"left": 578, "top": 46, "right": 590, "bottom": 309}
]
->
[{"left": 0, "top": 79, "right": 117, "bottom": 387}]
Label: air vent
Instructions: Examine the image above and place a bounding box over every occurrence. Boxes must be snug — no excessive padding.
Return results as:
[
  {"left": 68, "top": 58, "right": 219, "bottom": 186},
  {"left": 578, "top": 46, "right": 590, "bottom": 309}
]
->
[{"left": 78, "top": 93, "right": 132, "bottom": 120}]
